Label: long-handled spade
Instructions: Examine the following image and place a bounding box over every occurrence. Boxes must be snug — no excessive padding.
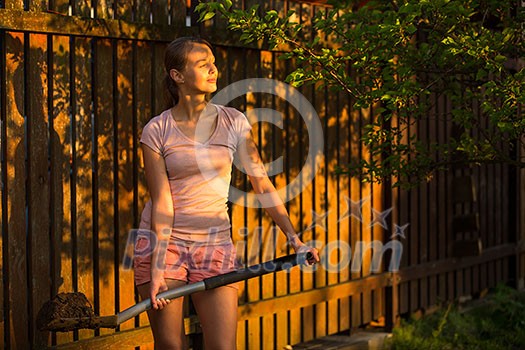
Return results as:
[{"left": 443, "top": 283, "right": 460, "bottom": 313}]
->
[{"left": 37, "top": 252, "right": 313, "bottom": 332}]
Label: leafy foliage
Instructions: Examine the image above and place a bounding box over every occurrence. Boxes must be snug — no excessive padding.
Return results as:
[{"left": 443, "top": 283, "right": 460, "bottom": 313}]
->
[
  {"left": 388, "top": 285, "right": 525, "bottom": 349},
  {"left": 197, "top": 0, "right": 525, "bottom": 186}
]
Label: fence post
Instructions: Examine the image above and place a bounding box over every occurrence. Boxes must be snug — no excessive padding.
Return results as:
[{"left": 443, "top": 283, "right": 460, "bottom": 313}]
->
[{"left": 384, "top": 273, "right": 399, "bottom": 331}]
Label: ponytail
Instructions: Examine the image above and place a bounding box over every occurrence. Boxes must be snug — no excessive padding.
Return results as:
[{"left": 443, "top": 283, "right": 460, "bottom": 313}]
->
[{"left": 164, "top": 75, "right": 179, "bottom": 110}]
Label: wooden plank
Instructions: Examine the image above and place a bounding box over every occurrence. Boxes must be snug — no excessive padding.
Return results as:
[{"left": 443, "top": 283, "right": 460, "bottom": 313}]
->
[
  {"left": 370, "top": 98, "right": 385, "bottom": 323},
  {"left": 50, "top": 33, "right": 74, "bottom": 346},
  {"left": 152, "top": 42, "right": 166, "bottom": 117},
  {"left": 452, "top": 176, "right": 476, "bottom": 203},
  {"left": 53, "top": 326, "right": 154, "bottom": 350},
  {"left": 488, "top": 260, "right": 495, "bottom": 288},
  {"left": 134, "top": 0, "right": 151, "bottom": 23},
  {"left": 170, "top": 0, "right": 187, "bottom": 27},
  {"left": 4, "top": 0, "right": 24, "bottom": 10},
  {"left": 134, "top": 40, "right": 153, "bottom": 330},
  {"left": 222, "top": 45, "right": 248, "bottom": 350},
  {"left": 30, "top": 0, "right": 48, "bottom": 11},
  {"left": 285, "top": 52, "right": 303, "bottom": 347},
  {"left": 349, "top": 84, "right": 362, "bottom": 328},
  {"left": 338, "top": 88, "right": 351, "bottom": 332},
  {"left": 326, "top": 74, "right": 340, "bottom": 336},
  {"left": 395, "top": 96, "right": 410, "bottom": 315},
  {"left": 470, "top": 95, "right": 482, "bottom": 296},
  {"left": 462, "top": 267, "right": 470, "bottom": 298},
  {"left": 418, "top": 110, "right": 429, "bottom": 310},
  {"left": 115, "top": 0, "right": 133, "bottom": 21},
  {"left": 95, "top": 0, "right": 114, "bottom": 19},
  {"left": 116, "top": 39, "right": 136, "bottom": 332},
  {"left": 409, "top": 175, "right": 419, "bottom": 312},
  {"left": 494, "top": 159, "right": 502, "bottom": 247},
  {"left": 152, "top": 0, "right": 169, "bottom": 25},
  {"left": 495, "top": 258, "right": 502, "bottom": 285},
  {"left": 444, "top": 94, "right": 455, "bottom": 302},
  {"left": 49, "top": 0, "right": 70, "bottom": 14},
  {"left": 0, "top": 29, "right": 6, "bottom": 349},
  {"left": 452, "top": 214, "right": 480, "bottom": 234},
  {"left": 371, "top": 182, "right": 384, "bottom": 323},
  {"left": 501, "top": 145, "right": 509, "bottom": 247},
  {"left": 93, "top": 37, "right": 117, "bottom": 338},
  {"left": 369, "top": 100, "right": 383, "bottom": 323},
  {"left": 478, "top": 90, "right": 489, "bottom": 297},
  {"left": 360, "top": 103, "right": 373, "bottom": 325},
  {"left": 74, "top": 0, "right": 92, "bottom": 17},
  {"left": 503, "top": 256, "right": 510, "bottom": 283},
  {"left": 428, "top": 89, "right": 438, "bottom": 308},
  {"left": 488, "top": 168, "right": 496, "bottom": 248},
  {"left": 0, "top": 9, "right": 195, "bottom": 41},
  {"left": 452, "top": 239, "right": 482, "bottom": 257},
  {"left": 437, "top": 90, "right": 447, "bottom": 302},
  {"left": 239, "top": 273, "right": 390, "bottom": 322},
  {"left": 294, "top": 0, "right": 317, "bottom": 338},
  {"left": 74, "top": 36, "right": 95, "bottom": 341},
  {"left": 299, "top": 82, "right": 315, "bottom": 343},
  {"left": 396, "top": 244, "right": 515, "bottom": 281},
  {"left": 28, "top": 32, "right": 52, "bottom": 348},
  {"left": 313, "top": 82, "right": 327, "bottom": 339},
  {"left": 5, "top": 30, "right": 29, "bottom": 350},
  {"left": 244, "top": 47, "right": 261, "bottom": 350},
  {"left": 272, "top": 49, "right": 290, "bottom": 350},
  {"left": 258, "top": 49, "right": 276, "bottom": 350},
  {"left": 51, "top": 274, "right": 389, "bottom": 349}
]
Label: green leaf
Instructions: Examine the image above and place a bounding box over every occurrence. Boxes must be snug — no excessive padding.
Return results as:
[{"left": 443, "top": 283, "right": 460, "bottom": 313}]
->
[
  {"left": 495, "top": 54, "right": 506, "bottom": 62},
  {"left": 201, "top": 11, "right": 216, "bottom": 22}
]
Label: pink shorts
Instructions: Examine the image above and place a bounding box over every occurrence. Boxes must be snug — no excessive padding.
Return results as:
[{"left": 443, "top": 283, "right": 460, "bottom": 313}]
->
[{"left": 133, "top": 230, "right": 239, "bottom": 288}]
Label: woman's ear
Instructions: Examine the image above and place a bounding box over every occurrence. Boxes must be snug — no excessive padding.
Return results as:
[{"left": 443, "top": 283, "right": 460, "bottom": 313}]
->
[{"left": 169, "top": 69, "right": 185, "bottom": 84}]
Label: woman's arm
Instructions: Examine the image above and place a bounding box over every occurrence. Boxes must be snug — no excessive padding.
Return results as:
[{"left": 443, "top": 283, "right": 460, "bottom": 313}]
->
[
  {"left": 237, "top": 131, "right": 319, "bottom": 264},
  {"left": 142, "top": 144, "right": 174, "bottom": 309}
]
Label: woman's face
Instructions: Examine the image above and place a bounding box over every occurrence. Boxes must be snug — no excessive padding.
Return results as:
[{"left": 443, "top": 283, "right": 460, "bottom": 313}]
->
[{"left": 177, "top": 43, "right": 218, "bottom": 95}]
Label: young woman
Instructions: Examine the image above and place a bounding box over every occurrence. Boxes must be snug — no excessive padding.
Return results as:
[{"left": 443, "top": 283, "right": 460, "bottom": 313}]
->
[{"left": 134, "top": 37, "right": 319, "bottom": 350}]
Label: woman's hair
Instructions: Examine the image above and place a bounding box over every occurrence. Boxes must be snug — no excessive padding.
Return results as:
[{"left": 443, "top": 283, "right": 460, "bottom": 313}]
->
[{"left": 164, "top": 37, "right": 214, "bottom": 109}]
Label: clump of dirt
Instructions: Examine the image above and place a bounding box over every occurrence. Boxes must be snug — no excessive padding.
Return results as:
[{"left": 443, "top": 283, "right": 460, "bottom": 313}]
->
[{"left": 37, "top": 292, "right": 96, "bottom": 332}]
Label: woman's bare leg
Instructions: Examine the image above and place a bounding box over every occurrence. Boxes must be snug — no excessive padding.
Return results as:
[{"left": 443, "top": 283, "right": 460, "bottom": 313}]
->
[
  {"left": 137, "top": 279, "right": 188, "bottom": 350},
  {"left": 191, "top": 285, "right": 238, "bottom": 350}
]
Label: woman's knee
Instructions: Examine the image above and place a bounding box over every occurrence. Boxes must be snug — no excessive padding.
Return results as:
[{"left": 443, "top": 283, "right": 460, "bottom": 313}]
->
[{"left": 153, "top": 338, "right": 186, "bottom": 350}]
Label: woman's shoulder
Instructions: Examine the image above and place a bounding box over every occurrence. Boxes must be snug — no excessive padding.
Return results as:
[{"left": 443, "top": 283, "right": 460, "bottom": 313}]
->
[
  {"left": 215, "top": 104, "right": 243, "bottom": 117},
  {"left": 142, "top": 109, "right": 172, "bottom": 133},
  {"left": 215, "top": 104, "right": 248, "bottom": 126},
  {"left": 144, "top": 109, "right": 171, "bottom": 127}
]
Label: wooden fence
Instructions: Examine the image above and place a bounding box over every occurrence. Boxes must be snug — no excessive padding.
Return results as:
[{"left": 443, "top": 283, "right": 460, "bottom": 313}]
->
[{"left": 0, "top": 0, "right": 523, "bottom": 349}]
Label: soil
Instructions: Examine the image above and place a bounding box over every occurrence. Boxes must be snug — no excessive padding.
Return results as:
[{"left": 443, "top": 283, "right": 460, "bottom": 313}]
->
[{"left": 36, "top": 292, "right": 96, "bottom": 332}]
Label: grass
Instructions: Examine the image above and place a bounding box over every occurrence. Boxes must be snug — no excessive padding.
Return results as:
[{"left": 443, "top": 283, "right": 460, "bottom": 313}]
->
[{"left": 387, "top": 284, "right": 525, "bottom": 350}]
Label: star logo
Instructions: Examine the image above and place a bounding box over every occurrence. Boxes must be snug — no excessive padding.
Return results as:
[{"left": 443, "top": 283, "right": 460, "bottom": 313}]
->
[
  {"left": 338, "top": 196, "right": 368, "bottom": 223},
  {"left": 370, "top": 207, "right": 393, "bottom": 229},
  {"left": 391, "top": 223, "right": 409, "bottom": 239},
  {"left": 303, "top": 209, "right": 330, "bottom": 233}
]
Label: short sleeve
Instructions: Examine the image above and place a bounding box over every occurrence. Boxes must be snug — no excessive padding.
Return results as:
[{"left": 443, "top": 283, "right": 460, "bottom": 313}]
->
[
  {"left": 140, "top": 118, "right": 164, "bottom": 155},
  {"left": 235, "top": 111, "right": 252, "bottom": 146}
]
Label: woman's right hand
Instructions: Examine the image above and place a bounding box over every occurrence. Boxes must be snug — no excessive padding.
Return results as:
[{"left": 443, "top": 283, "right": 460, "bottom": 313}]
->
[{"left": 150, "top": 269, "right": 171, "bottom": 310}]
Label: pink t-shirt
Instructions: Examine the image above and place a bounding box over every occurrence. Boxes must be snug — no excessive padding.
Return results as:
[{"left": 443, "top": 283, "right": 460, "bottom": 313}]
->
[{"left": 139, "top": 104, "right": 252, "bottom": 238}]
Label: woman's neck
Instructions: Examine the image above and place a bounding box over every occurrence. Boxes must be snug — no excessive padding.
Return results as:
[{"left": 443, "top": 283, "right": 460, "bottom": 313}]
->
[{"left": 173, "top": 94, "right": 210, "bottom": 122}]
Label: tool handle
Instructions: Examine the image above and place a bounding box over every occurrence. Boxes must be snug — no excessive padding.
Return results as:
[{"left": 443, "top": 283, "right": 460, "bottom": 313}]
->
[
  {"left": 204, "top": 252, "right": 311, "bottom": 290},
  {"left": 118, "top": 252, "right": 312, "bottom": 325}
]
